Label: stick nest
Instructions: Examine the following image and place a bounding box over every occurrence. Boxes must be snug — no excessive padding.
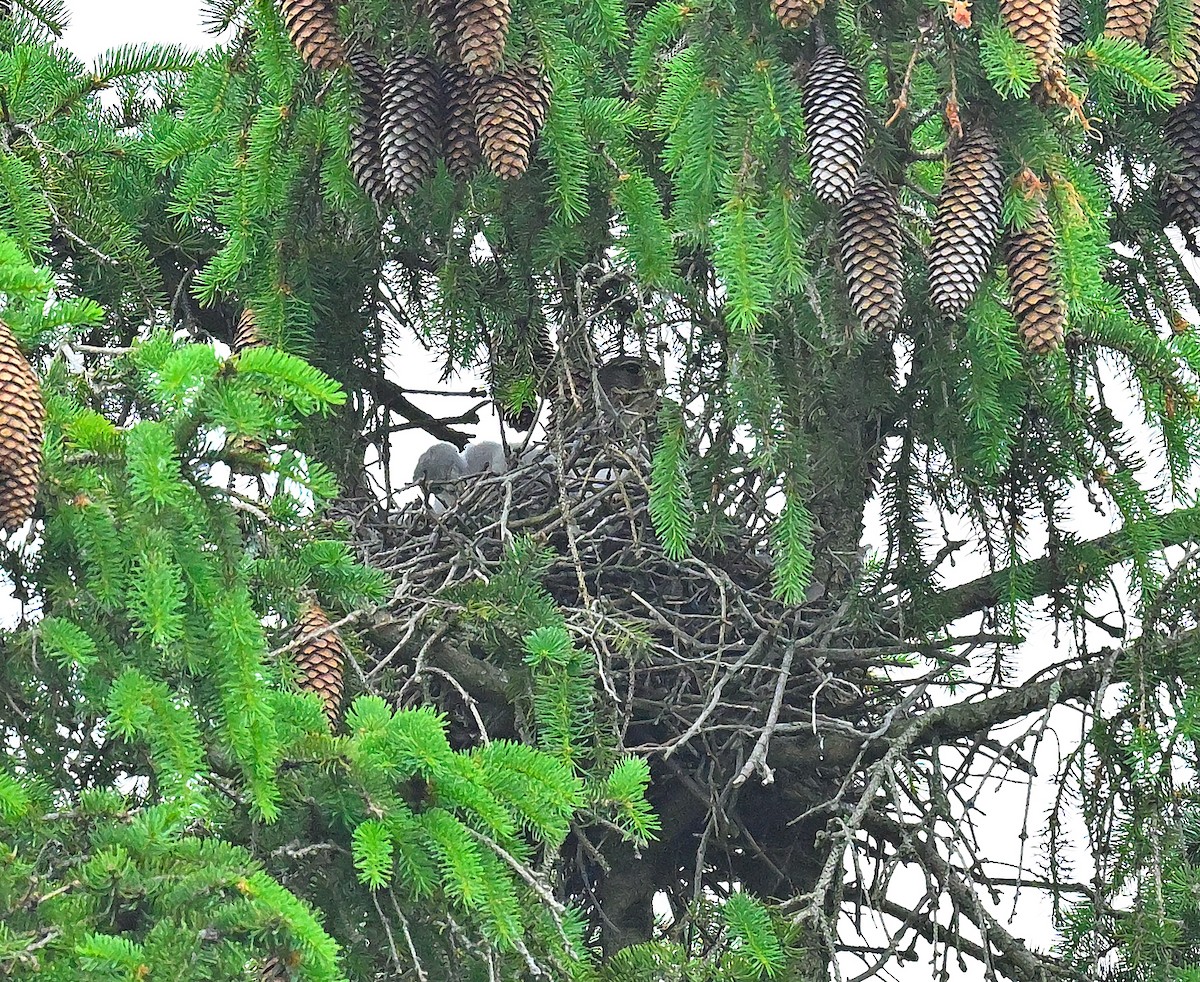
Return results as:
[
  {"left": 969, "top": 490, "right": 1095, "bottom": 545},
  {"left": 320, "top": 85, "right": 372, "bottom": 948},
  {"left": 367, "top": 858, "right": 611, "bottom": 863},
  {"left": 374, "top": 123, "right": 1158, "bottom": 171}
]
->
[{"left": 347, "top": 411, "right": 907, "bottom": 796}]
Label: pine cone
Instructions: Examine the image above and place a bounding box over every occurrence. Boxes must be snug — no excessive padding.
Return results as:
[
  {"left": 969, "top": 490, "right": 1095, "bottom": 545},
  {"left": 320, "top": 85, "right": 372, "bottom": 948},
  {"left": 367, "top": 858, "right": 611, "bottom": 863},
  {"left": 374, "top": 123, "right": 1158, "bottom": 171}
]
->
[
  {"left": 0, "top": 319, "right": 44, "bottom": 534},
  {"left": 928, "top": 126, "right": 1005, "bottom": 318},
  {"left": 294, "top": 602, "right": 347, "bottom": 725},
  {"left": 518, "top": 63, "right": 552, "bottom": 130},
  {"left": 277, "top": 0, "right": 345, "bottom": 72},
  {"left": 443, "top": 65, "right": 482, "bottom": 181},
  {"left": 348, "top": 48, "right": 391, "bottom": 208},
  {"left": 457, "top": 0, "right": 511, "bottom": 76},
  {"left": 1001, "top": 0, "right": 1074, "bottom": 105},
  {"left": 228, "top": 309, "right": 270, "bottom": 464},
  {"left": 233, "top": 308, "right": 267, "bottom": 353},
  {"left": 1103, "top": 0, "right": 1158, "bottom": 43},
  {"left": 801, "top": 47, "right": 866, "bottom": 206},
  {"left": 260, "top": 954, "right": 294, "bottom": 981},
  {"left": 475, "top": 70, "right": 543, "bottom": 179},
  {"left": 1164, "top": 97, "right": 1200, "bottom": 236},
  {"left": 839, "top": 179, "right": 904, "bottom": 334},
  {"left": 423, "top": 0, "right": 462, "bottom": 64},
  {"left": 1004, "top": 197, "right": 1066, "bottom": 354},
  {"left": 771, "top": 0, "right": 826, "bottom": 30},
  {"left": 380, "top": 54, "right": 443, "bottom": 200},
  {"left": 1060, "top": 0, "right": 1087, "bottom": 44}
]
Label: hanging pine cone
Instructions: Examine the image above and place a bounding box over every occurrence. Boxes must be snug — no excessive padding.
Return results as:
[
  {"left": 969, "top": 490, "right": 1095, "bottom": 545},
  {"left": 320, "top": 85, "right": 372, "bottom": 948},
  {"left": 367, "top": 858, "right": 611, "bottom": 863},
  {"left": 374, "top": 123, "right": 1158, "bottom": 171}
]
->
[
  {"left": 294, "top": 602, "right": 347, "bottom": 725},
  {"left": 1001, "top": 0, "right": 1074, "bottom": 106},
  {"left": 233, "top": 307, "right": 267, "bottom": 353},
  {"left": 0, "top": 319, "right": 44, "bottom": 535},
  {"left": 443, "top": 66, "right": 482, "bottom": 181},
  {"left": 475, "top": 70, "right": 543, "bottom": 179},
  {"left": 1164, "top": 97, "right": 1200, "bottom": 237},
  {"left": 348, "top": 48, "right": 391, "bottom": 208},
  {"left": 1103, "top": 0, "right": 1158, "bottom": 43},
  {"left": 518, "top": 63, "right": 552, "bottom": 130},
  {"left": 277, "top": 0, "right": 345, "bottom": 72},
  {"left": 1060, "top": 0, "right": 1087, "bottom": 44},
  {"left": 457, "top": 0, "right": 511, "bottom": 76},
  {"left": 260, "top": 954, "right": 295, "bottom": 981},
  {"left": 801, "top": 47, "right": 866, "bottom": 206},
  {"left": 839, "top": 179, "right": 904, "bottom": 334},
  {"left": 423, "top": 0, "right": 462, "bottom": 64},
  {"left": 1004, "top": 195, "right": 1066, "bottom": 354},
  {"left": 380, "top": 54, "right": 443, "bottom": 200},
  {"left": 928, "top": 126, "right": 1005, "bottom": 318},
  {"left": 771, "top": 0, "right": 826, "bottom": 30},
  {"left": 227, "top": 308, "right": 270, "bottom": 465}
]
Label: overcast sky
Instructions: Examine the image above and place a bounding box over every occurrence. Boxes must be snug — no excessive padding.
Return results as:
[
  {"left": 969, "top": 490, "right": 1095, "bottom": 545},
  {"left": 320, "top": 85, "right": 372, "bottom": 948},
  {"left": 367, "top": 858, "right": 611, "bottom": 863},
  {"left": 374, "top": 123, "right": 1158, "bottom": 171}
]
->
[{"left": 63, "top": 2, "right": 209, "bottom": 60}]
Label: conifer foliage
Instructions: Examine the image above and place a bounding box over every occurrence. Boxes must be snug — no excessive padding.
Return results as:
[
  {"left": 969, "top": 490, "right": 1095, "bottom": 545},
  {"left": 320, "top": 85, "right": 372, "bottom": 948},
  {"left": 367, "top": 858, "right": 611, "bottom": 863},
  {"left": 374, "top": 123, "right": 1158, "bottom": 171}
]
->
[{"left": 7, "top": 1, "right": 1200, "bottom": 981}]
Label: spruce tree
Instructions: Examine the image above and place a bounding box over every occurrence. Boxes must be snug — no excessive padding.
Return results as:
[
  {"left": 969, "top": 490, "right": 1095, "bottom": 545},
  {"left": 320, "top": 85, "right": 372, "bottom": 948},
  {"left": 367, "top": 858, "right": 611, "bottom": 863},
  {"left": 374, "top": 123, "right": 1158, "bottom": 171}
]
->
[{"left": 2, "top": 0, "right": 1200, "bottom": 979}]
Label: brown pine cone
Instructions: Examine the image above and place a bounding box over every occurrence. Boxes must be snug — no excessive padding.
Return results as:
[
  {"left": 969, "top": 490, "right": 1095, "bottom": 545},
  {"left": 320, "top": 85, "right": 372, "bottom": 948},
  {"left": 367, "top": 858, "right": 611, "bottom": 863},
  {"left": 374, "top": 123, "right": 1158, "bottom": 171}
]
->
[
  {"left": 801, "top": 46, "right": 866, "bottom": 205},
  {"left": 457, "top": 0, "right": 511, "bottom": 76},
  {"left": 443, "top": 65, "right": 482, "bottom": 181},
  {"left": 348, "top": 48, "right": 391, "bottom": 208},
  {"left": 277, "top": 0, "right": 345, "bottom": 72},
  {"left": 379, "top": 54, "right": 443, "bottom": 200},
  {"left": 928, "top": 126, "right": 1005, "bottom": 318},
  {"left": 1001, "top": 0, "right": 1075, "bottom": 106},
  {"left": 1103, "top": 0, "right": 1158, "bottom": 43},
  {"left": 1004, "top": 195, "right": 1066, "bottom": 354},
  {"left": 839, "top": 179, "right": 905, "bottom": 334},
  {"left": 475, "top": 70, "right": 544, "bottom": 179},
  {"left": 293, "top": 602, "right": 347, "bottom": 725},
  {"left": 771, "top": 0, "right": 826, "bottom": 30},
  {"left": 0, "top": 319, "right": 44, "bottom": 534}
]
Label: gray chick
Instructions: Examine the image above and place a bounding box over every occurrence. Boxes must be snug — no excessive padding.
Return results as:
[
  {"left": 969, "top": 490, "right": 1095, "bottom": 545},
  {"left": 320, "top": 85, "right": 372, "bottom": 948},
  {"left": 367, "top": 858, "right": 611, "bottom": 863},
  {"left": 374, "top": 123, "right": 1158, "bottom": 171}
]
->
[
  {"left": 413, "top": 441, "right": 467, "bottom": 512},
  {"left": 461, "top": 440, "right": 508, "bottom": 476}
]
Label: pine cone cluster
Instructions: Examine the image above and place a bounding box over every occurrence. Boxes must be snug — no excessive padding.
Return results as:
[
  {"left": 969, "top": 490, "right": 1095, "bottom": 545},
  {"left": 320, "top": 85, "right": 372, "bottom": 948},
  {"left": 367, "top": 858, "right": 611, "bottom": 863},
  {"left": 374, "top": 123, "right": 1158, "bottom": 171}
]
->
[
  {"left": 1103, "top": 0, "right": 1158, "bottom": 43},
  {"left": 277, "top": 0, "right": 345, "bottom": 72},
  {"left": 771, "top": 0, "right": 827, "bottom": 30},
  {"left": 839, "top": 179, "right": 904, "bottom": 334},
  {"left": 1001, "top": 0, "right": 1074, "bottom": 106},
  {"left": 929, "top": 127, "right": 1005, "bottom": 318},
  {"left": 1004, "top": 192, "right": 1066, "bottom": 354},
  {"left": 0, "top": 319, "right": 44, "bottom": 534},
  {"left": 1164, "top": 97, "right": 1200, "bottom": 237},
  {"left": 347, "top": 48, "right": 550, "bottom": 202},
  {"left": 801, "top": 47, "right": 866, "bottom": 205},
  {"left": 294, "top": 602, "right": 347, "bottom": 726}
]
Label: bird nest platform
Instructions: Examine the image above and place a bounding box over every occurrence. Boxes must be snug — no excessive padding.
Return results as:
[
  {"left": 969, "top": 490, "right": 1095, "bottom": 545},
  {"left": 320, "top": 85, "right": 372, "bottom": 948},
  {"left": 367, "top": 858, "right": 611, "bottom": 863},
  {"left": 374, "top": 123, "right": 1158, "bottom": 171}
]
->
[{"left": 340, "top": 414, "right": 933, "bottom": 900}]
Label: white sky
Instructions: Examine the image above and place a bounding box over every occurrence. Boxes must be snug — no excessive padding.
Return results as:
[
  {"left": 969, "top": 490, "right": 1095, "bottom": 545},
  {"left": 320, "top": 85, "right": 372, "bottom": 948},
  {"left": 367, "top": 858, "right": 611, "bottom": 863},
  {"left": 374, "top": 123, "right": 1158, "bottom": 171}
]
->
[{"left": 63, "top": 2, "right": 208, "bottom": 59}]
